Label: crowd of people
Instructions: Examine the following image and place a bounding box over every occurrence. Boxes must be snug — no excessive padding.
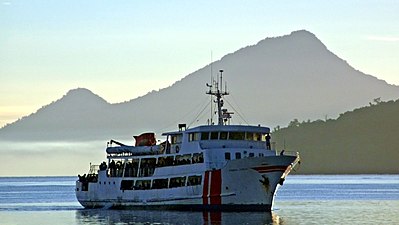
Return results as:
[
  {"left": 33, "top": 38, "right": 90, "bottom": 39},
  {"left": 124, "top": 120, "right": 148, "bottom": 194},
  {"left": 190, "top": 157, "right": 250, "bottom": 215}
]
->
[
  {"left": 78, "top": 173, "right": 98, "bottom": 183},
  {"left": 105, "top": 153, "right": 204, "bottom": 178}
]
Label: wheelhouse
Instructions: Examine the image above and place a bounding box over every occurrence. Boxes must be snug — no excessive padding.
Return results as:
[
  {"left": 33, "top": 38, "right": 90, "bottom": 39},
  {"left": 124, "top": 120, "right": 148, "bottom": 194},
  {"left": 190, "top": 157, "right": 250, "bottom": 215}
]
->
[{"left": 162, "top": 125, "right": 272, "bottom": 153}]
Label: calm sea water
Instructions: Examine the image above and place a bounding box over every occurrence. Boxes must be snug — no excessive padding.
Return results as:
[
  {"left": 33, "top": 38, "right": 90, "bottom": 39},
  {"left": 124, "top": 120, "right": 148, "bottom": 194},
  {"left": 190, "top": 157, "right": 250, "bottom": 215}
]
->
[{"left": 0, "top": 175, "right": 398, "bottom": 225}]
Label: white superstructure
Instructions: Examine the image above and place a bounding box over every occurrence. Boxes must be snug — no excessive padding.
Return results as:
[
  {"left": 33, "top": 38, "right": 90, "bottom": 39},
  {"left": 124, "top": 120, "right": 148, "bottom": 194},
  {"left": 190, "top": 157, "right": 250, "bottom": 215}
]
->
[{"left": 75, "top": 70, "right": 300, "bottom": 211}]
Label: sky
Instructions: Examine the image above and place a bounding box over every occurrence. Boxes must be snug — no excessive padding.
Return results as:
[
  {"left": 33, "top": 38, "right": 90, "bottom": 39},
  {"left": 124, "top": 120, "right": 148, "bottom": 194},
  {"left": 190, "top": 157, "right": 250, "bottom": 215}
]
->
[{"left": 1, "top": 0, "right": 398, "bottom": 128}]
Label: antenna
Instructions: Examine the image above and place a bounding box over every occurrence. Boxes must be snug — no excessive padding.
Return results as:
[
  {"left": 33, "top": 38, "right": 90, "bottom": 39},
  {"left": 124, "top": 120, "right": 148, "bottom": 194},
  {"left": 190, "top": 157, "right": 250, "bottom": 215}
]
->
[
  {"left": 210, "top": 51, "right": 213, "bottom": 124},
  {"left": 206, "top": 69, "right": 229, "bottom": 125},
  {"left": 220, "top": 69, "right": 223, "bottom": 93}
]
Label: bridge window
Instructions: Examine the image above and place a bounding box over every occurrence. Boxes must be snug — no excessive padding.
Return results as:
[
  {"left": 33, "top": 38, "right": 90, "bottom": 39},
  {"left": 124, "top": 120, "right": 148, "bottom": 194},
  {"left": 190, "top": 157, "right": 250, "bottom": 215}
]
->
[
  {"left": 229, "top": 132, "right": 245, "bottom": 140},
  {"left": 261, "top": 134, "right": 267, "bottom": 141},
  {"left": 246, "top": 132, "right": 254, "bottom": 140},
  {"left": 210, "top": 132, "right": 219, "bottom": 140},
  {"left": 201, "top": 132, "right": 209, "bottom": 140},
  {"left": 220, "top": 132, "right": 228, "bottom": 140},
  {"left": 189, "top": 133, "right": 200, "bottom": 142},
  {"left": 225, "top": 152, "right": 231, "bottom": 160},
  {"left": 235, "top": 152, "right": 241, "bottom": 159},
  {"left": 189, "top": 133, "right": 194, "bottom": 142}
]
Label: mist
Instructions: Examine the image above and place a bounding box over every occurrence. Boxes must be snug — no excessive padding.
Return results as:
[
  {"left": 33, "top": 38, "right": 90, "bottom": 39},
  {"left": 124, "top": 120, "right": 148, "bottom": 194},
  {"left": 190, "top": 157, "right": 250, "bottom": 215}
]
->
[{"left": 0, "top": 141, "right": 106, "bottom": 176}]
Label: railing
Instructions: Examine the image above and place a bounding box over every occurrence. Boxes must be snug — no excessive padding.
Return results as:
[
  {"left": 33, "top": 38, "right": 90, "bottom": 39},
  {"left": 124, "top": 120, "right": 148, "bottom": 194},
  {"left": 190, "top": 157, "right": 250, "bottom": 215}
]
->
[
  {"left": 277, "top": 150, "right": 299, "bottom": 157},
  {"left": 88, "top": 164, "right": 100, "bottom": 175}
]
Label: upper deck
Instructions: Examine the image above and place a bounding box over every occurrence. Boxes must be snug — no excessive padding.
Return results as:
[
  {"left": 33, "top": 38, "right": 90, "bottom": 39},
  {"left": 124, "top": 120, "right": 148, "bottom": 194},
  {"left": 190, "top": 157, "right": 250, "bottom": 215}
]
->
[
  {"left": 163, "top": 125, "right": 270, "bottom": 136},
  {"left": 161, "top": 124, "right": 272, "bottom": 154}
]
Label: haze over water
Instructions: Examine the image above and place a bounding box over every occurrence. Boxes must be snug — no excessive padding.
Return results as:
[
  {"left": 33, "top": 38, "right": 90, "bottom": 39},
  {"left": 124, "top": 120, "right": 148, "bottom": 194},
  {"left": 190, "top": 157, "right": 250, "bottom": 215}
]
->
[{"left": 1, "top": 175, "right": 398, "bottom": 225}]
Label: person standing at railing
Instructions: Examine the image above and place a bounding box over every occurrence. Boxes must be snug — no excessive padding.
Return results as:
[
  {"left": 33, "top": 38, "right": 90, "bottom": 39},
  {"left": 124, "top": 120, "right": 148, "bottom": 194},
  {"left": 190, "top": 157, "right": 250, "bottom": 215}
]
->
[
  {"left": 109, "top": 160, "right": 116, "bottom": 177},
  {"left": 266, "top": 134, "right": 271, "bottom": 150}
]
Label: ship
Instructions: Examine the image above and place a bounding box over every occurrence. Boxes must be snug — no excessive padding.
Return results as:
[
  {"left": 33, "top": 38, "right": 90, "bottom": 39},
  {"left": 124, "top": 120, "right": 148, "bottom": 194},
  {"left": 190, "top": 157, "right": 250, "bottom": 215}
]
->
[{"left": 75, "top": 70, "right": 300, "bottom": 211}]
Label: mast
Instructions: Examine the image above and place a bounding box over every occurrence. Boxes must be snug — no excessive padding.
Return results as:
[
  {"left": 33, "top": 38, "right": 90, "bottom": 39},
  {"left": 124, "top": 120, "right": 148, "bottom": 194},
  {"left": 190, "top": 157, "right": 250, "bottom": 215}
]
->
[{"left": 207, "top": 70, "right": 229, "bottom": 125}]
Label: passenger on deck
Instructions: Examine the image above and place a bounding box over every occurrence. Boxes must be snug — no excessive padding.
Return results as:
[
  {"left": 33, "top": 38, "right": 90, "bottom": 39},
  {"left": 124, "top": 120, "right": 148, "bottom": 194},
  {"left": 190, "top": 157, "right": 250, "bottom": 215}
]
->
[
  {"left": 78, "top": 174, "right": 86, "bottom": 182},
  {"left": 266, "top": 134, "right": 271, "bottom": 150},
  {"left": 109, "top": 160, "right": 116, "bottom": 177},
  {"left": 116, "top": 161, "right": 123, "bottom": 177},
  {"left": 99, "top": 161, "right": 107, "bottom": 171}
]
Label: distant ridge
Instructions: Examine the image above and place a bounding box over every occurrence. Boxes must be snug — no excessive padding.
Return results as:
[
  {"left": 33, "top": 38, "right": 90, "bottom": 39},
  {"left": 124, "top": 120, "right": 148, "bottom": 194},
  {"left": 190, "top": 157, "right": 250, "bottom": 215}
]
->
[{"left": 1, "top": 30, "right": 399, "bottom": 142}]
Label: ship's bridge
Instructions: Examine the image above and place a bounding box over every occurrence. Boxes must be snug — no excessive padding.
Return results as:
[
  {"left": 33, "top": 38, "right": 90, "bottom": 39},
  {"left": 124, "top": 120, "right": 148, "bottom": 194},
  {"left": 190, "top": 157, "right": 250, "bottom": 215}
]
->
[
  {"left": 188, "top": 125, "right": 270, "bottom": 149},
  {"left": 162, "top": 125, "right": 271, "bottom": 154},
  {"left": 185, "top": 125, "right": 270, "bottom": 134}
]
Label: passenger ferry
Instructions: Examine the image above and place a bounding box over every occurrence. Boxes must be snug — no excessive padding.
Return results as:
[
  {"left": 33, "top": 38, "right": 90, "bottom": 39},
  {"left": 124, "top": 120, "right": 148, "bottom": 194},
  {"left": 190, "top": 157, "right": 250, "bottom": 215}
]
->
[{"left": 75, "top": 70, "right": 300, "bottom": 211}]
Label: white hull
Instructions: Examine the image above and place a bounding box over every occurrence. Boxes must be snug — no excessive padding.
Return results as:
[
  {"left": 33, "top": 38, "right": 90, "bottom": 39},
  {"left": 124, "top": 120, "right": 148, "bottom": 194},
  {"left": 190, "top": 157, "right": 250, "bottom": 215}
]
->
[{"left": 76, "top": 155, "right": 297, "bottom": 211}]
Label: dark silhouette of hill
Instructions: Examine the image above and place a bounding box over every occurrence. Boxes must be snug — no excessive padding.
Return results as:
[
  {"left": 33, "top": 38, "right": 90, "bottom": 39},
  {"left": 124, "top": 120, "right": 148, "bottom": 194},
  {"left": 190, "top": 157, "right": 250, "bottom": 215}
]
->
[
  {"left": 1, "top": 30, "right": 399, "bottom": 142},
  {"left": 272, "top": 99, "right": 399, "bottom": 174}
]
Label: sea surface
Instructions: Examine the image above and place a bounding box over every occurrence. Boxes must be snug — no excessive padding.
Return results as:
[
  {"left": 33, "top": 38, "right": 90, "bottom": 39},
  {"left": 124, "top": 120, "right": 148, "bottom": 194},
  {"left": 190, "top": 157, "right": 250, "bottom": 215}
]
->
[{"left": 0, "top": 175, "right": 398, "bottom": 225}]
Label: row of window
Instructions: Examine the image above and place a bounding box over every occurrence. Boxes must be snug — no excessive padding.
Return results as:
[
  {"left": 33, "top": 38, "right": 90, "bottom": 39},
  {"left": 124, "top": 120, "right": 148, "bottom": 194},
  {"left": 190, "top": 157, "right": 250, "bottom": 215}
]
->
[
  {"left": 118, "top": 175, "right": 202, "bottom": 190},
  {"left": 188, "top": 132, "right": 267, "bottom": 142},
  {"left": 224, "top": 152, "right": 265, "bottom": 160},
  {"left": 108, "top": 152, "right": 204, "bottom": 178}
]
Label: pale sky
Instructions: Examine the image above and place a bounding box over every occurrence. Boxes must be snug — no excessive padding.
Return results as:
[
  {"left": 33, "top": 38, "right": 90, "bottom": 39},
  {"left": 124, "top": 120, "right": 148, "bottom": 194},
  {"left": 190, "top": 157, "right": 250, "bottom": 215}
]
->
[{"left": 1, "top": 0, "right": 398, "bottom": 128}]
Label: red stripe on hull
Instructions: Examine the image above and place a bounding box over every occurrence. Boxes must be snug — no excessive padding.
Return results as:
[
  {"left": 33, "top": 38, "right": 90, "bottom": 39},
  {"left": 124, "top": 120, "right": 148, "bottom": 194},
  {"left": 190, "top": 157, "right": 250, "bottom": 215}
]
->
[
  {"left": 209, "top": 170, "right": 222, "bottom": 205},
  {"left": 202, "top": 171, "right": 210, "bottom": 205},
  {"left": 210, "top": 211, "right": 222, "bottom": 223}
]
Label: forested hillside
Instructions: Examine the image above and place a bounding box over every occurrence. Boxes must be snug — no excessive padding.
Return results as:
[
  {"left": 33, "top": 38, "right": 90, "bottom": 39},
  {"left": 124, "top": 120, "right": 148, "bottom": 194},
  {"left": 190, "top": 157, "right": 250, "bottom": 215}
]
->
[{"left": 273, "top": 99, "right": 399, "bottom": 174}]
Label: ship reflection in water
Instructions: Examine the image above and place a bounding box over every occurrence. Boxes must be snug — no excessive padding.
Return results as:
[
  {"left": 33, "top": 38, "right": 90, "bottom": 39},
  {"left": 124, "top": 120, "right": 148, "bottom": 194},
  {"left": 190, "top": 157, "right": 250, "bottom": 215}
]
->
[{"left": 75, "top": 209, "right": 281, "bottom": 225}]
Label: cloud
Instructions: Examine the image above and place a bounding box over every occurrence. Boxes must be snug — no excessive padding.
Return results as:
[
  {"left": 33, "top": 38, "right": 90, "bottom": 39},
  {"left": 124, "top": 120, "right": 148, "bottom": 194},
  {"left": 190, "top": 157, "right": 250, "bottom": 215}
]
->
[{"left": 367, "top": 36, "right": 399, "bottom": 42}]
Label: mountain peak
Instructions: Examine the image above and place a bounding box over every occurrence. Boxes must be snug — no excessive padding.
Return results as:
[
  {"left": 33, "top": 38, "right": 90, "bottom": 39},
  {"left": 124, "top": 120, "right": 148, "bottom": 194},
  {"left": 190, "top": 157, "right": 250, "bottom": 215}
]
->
[
  {"left": 62, "top": 88, "right": 109, "bottom": 105},
  {"left": 289, "top": 29, "right": 317, "bottom": 37},
  {"left": 270, "top": 29, "right": 326, "bottom": 50},
  {"left": 251, "top": 30, "right": 323, "bottom": 50},
  {"left": 65, "top": 87, "right": 95, "bottom": 98},
  {"left": 288, "top": 29, "right": 322, "bottom": 44}
]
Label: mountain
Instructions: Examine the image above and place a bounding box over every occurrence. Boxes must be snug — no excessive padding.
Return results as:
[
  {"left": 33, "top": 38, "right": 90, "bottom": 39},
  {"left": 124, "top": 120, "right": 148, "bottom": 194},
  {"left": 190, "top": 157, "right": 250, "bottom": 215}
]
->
[
  {"left": 0, "top": 88, "right": 113, "bottom": 140},
  {"left": 1, "top": 30, "right": 399, "bottom": 142},
  {"left": 272, "top": 99, "right": 399, "bottom": 174}
]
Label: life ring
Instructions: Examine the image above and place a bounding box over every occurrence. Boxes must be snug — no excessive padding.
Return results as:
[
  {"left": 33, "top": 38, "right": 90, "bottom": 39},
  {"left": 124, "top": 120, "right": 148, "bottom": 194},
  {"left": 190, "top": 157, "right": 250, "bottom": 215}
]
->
[{"left": 175, "top": 146, "right": 180, "bottom": 153}]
